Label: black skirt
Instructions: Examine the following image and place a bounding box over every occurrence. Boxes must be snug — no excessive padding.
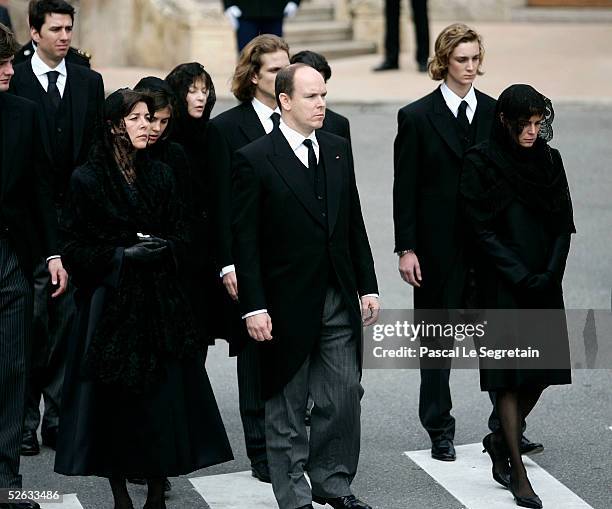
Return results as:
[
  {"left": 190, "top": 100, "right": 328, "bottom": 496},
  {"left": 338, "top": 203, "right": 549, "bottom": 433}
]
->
[{"left": 54, "top": 286, "right": 233, "bottom": 478}]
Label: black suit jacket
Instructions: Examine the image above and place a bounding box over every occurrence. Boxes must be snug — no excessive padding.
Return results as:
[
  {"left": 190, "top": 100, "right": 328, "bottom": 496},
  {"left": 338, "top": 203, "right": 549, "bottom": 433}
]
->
[
  {"left": 0, "top": 6, "right": 12, "bottom": 29},
  {"left": 222, "top": 0, "right": 300, "bottom": 18},
  {"left": 0, "top": 93, "right": 57, "bottom": 276},
  {"left": 393, "top": 86, "right": 496, "bottom": 306},
  {"left": 9, "top": 60, "right": 104, "bottom": 179},
  {"left": 321, "top": 107, "right": 351, "bottom": 145},
  {"left": 232, "top": 128, "right": 378, "bottom": 398},
  {"left": 13, "top": 41, "right": 91, "bottom": 68}
]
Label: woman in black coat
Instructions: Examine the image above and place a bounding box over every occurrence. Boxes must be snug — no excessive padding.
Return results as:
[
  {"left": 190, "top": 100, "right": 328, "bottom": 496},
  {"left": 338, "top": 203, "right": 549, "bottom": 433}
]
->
[
  {"left": 461, "top": 85, "right": 575, "bottom": 509},
  {"left": 54, "top": 89, "right": 232, "bottom": 509},
  {"left": 165, "top": 63, "right": 230, "bottom": 342}
]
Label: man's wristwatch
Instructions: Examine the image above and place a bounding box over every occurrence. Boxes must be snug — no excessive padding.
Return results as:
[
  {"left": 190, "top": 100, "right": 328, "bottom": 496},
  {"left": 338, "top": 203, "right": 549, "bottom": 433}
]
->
[{"left": 396, "top": 249, "right": 414, "bottom": 257}]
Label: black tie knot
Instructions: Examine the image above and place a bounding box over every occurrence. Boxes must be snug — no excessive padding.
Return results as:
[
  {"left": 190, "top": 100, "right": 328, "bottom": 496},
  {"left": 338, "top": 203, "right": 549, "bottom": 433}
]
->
[
  {"left": 457, "top": 100, "right": 470, "bottom": 132},
  {"left": 302, "top": 139, "right": 313, "bottom": 149},
  {"left": 270, "top": 112, "right": 281, "bottom": 129},
  {"left": 47, "top": 70, "right": 60, "bottom": 84}
]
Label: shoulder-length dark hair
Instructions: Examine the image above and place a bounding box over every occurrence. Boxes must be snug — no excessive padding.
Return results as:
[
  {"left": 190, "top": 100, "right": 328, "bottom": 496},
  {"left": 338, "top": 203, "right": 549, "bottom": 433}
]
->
[{"left": 165, "top": 62, "right": 216, "bottom": 124}]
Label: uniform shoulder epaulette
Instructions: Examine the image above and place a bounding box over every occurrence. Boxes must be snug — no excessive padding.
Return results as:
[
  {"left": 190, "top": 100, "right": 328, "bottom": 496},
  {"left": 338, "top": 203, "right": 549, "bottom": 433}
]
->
[{"left": 71, "top": 47, "right": 92, "bottom": 61}]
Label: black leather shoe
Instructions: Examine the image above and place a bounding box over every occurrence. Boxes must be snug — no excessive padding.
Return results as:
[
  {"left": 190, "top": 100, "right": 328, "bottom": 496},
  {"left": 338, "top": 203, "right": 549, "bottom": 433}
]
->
[
  {"left": 312, "top": 494, "right": 372, "bottom": 509},
  {"left": 20, "top": 430, "right": 40, "bottom": 456},
  {"left": 297, "top": 506, "right": 314, "bottom": 509},
  {"left": 41, "top": 428, "right": 58, "bottom": 450},
  {"left": 431, "top": 439, "right": 456, "bottom": 461},
  {"left": 127, "top": 477, "right": 146, "bottom": 485},
  {"left": 372, "top": 60, "right": 399, "bottom": 72},
  {"left": 520, "top": 435, "right": 544, "bottom": 456},
  {"left": 482, "top": 433, "right": 510, "bottom": 488},
  {"left": 0, "top": 501, "right": 41, "bottom": 508},
  {"left": 163, "top": 477, "right": 172, "bottom": 492},
  {"left": 509, "top": 476, "right": 543, "bottom": 508},
  {"left": 250, "top": 460, "right": 271, "bottom": 483}
]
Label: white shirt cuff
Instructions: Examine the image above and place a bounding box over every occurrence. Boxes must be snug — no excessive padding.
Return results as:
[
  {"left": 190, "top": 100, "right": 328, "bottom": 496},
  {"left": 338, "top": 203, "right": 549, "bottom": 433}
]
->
[
  {"left": 46, "top": 255, "right": 61, "bottom": 263},
  {"left": 242, "top": 309, "right": 268, "bottom": 319},
  {"left": 220, "top": 264, "right": 235, "bottom": 278},
  {"left": 361, "top": 294, "right": 379, "bottom": 299}
]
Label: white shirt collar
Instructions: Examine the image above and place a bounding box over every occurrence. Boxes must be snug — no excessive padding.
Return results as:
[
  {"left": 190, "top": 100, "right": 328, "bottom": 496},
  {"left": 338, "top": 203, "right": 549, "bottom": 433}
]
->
[
  {"left": 440, "top": 82, "right": 477, "bottom": 118},
  {"left": 31, "top": 49, "right": 67, "bottom": 79},
  {"left": 278, "top": 119, "right": 318, "bottom": 153},
  {"left": 251, "top": 97, "right": 280, "bottom": 126}
]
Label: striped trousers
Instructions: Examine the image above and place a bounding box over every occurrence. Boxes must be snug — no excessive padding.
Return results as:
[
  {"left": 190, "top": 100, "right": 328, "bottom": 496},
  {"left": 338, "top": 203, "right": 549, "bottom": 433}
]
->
[{"left": 0, "top": 239, "right": 33, "bottom": 488}]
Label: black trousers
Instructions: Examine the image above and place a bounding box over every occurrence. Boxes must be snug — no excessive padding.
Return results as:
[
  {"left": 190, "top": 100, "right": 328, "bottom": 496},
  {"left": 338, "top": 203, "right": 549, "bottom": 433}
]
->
[
  {"left": 24, "top": 260, "right": 76, "bottom": 436},
  {"left": 237, "top": 340, "right": 267, "bottom": 465},
  {"left": 237, "top": 17, "right": 284, "bottom": 52},
  {"left": 384, "top": 0, "right": 429, "bottom": 66},
  {"left": 0, "top": 239, "right": 33, "bottom": 488}
]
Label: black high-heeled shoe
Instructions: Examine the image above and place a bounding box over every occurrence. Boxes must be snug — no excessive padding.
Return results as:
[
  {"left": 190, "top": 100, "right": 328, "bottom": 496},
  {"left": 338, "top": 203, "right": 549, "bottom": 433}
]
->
[
  {"left": 509, "top": 475, "right": 543, "bottom": 508},
  {"left": 482, "top": 433, "right": 511, "bottom": 488}
]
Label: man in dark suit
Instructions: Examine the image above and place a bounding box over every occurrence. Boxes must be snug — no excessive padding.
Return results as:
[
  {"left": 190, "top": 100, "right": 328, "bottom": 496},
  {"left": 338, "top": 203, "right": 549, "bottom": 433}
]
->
[
  {"left": 12, "top": 1, "right": 91, "bottom": 67},
  {"left": 223, "top": 0, "right": 300, "bottom": 51},
  {"left": 206, "top": 33, "right": 290, "bottom": 483},
  {"left": 0, "top": 22, "right": 67, "bottom": 509},
  {"left": 392, "top": 23, "right": 496, "bottom": 461},
  {"left": 8, "top": 0, "right": 103, "bottom": 456},
  {"left": 0, "top": 1, "right": 12, "bottom": 30},
  {"left": 232, "top": 63, "right": 379, "bottom": 509},
  {"left": 373, "top": 0, "right": 429, "bottom": 72},
  {"left": 290, "top": 50, "right": 351, "bottom": 144}
]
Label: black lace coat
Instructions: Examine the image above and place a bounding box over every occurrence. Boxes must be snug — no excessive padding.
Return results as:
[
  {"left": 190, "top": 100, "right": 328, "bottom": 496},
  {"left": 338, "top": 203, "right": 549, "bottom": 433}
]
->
[{"left": 60, "top": 148, "right": 202, "bottom": 392}]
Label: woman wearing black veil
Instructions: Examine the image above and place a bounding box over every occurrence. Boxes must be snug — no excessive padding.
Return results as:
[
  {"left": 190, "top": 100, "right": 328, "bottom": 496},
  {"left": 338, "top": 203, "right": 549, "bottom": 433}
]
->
[
  {"left": 164, "top": 63, "right": 229, "bottom": 343},
  {"left": 461, "top": 84, "right": 575, "bottom": 508},
  {"left": 54, "top": 89, "right": 232, "bottom": 509}
]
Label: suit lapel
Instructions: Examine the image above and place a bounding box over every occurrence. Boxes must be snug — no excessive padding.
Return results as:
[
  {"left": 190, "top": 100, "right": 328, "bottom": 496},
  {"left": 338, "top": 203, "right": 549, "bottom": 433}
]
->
[
  {"left": 474, "top": 90, "right": 495, "bottom": 143},
  {"left": 68, "top": 64, "right": 86, "bottom": 163},
  {"left": 0, "top": 96, "right": 22, "bottom": 203},
  {"left": 268, "top": 129, "right": 326, "bottom": 229},
  {"left": 319, "top": 133, "right": 343, "bottom": 237},
  {"left": 239, "top": 102, "right": 266, "bottom": 142},
  {"left": 15, "top": 66, "right": 53, "bottom": 161},
  {"left": 427, "top": 86, "right": 463, "bottom": 159}
]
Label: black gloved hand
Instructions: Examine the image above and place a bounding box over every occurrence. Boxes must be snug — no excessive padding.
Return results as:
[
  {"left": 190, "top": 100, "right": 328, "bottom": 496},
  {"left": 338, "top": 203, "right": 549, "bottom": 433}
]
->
[
  {"left": 124, "top": 239, "right": 168, "bottom": 263},
  {"left": 520, "top": 271, "right": 554, "bottom": 291}
]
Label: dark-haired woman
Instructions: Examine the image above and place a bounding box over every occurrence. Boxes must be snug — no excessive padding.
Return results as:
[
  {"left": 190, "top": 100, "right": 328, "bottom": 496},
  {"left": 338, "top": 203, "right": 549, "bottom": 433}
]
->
[
  {"left": 461, "top": 84, "right": 575, "bottom": 509},
  {"left": 54, "top": 89, "right": 232, "bottom": 509},
  {"left": 165, "top": 63, "right": 229, "bottom": 342}
]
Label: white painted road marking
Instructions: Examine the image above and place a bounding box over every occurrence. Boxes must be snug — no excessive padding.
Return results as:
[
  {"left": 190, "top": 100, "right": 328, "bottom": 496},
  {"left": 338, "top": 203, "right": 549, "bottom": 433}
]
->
[
  {"left": 40, "top": 493, "right": 83, "bottom": 509},
  {"left": 190, "top": 470, "right": 326, "bottom": 508},
  {"left": 405, "top": 443, "right": 594, "bottom": 509}
]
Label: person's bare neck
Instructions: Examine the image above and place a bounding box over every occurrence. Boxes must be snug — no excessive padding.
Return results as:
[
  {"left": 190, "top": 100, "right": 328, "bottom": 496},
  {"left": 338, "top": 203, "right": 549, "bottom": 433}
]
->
[
  {"left": 37, "top": 49, "right": 63, "bottom": 69},
  {"left": 282, "top": 115, "right": 313, "bottom": 138},
  {"left": 254, "top": 90, "right": 277, "bottom": 110},
  {"left": 445, "top": 80, "right": 472, "bottom": 99}
]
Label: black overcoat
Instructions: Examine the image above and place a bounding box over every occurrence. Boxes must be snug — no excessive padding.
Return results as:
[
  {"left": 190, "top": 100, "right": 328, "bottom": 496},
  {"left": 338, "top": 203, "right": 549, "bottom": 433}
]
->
[
  {"left": 232, "top": 128, "right": 378, "bottom": 398},
  {"left": 393, "top": 86, "right": 495, "bottom": 307},
  {"left": 222, "top": 0, "right": 301, "bottom": 18}
]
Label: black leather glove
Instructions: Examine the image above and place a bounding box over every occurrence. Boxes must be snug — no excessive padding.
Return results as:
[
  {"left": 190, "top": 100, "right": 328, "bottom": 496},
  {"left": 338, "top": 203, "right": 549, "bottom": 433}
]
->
[
  {"left": 520, "top": 271, "right": 554, "bottom": 291},
  {"left": 124, "top": 239, "right": 168, "bottom": 263}
]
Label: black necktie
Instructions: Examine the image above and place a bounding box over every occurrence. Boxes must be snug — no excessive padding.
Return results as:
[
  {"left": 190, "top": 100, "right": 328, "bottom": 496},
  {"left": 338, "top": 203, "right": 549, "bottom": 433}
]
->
[
  {"left": 302, "top": 138, "right": 317, "bottom": 172},
  {"left": 270, "top": 112, "right": 280, "bottom": 130},
  {"left": 47, "top": 71, "right": 61, "bottom": 110},
  {"left": 457, "top": 100, "right": 470, "bottom": 132}
]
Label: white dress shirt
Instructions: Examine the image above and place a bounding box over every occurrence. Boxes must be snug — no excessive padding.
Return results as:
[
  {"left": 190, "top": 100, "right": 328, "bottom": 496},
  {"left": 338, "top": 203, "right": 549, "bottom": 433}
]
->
[
  {"left": 31, "top": 49, "right": 67, "bottom": 97},
  {"left": 243, "top": 120, "right": 377, "bottom": 320},
  {"left": 440, "top": 82, "right": 477, "bottom": 123}
]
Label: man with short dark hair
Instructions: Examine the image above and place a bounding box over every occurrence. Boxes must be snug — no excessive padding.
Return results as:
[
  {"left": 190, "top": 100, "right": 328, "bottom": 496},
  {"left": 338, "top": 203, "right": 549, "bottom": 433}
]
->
[
  {"left": 206, "top": 33, "right": 290, "bottom": 483},
  {"left": 13, "top": 0, "right": 91, "bottom": 67},
  {"left": 8, "top": 0, "right": 103, "bottom": 456},
  {"left": 232, "top": 63, "right": 379, "bottom": 509},
  {"left": 0, "top": 22, "right": 67, "bottom": 509}
]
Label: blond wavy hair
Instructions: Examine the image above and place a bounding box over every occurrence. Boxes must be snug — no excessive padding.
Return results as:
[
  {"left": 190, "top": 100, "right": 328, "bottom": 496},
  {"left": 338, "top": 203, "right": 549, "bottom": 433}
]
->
[
  {"left": 428, "top": 23, "right": 484, "bottom": 81},
  {"left": 231, "top": 34, "right": 289, "bottom": 103}
]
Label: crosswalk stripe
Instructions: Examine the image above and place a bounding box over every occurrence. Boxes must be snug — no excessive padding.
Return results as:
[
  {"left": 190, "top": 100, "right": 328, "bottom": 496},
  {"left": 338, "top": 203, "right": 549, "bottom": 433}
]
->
[
  {"left": 40, "top": 493, "right": 83, "bottom": 509},
  {"left": 189, "top": 470, "right": 326, "bottom": 508},
  {"left": 405, "top": 443, "right": 594, "bottom": 509}
]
